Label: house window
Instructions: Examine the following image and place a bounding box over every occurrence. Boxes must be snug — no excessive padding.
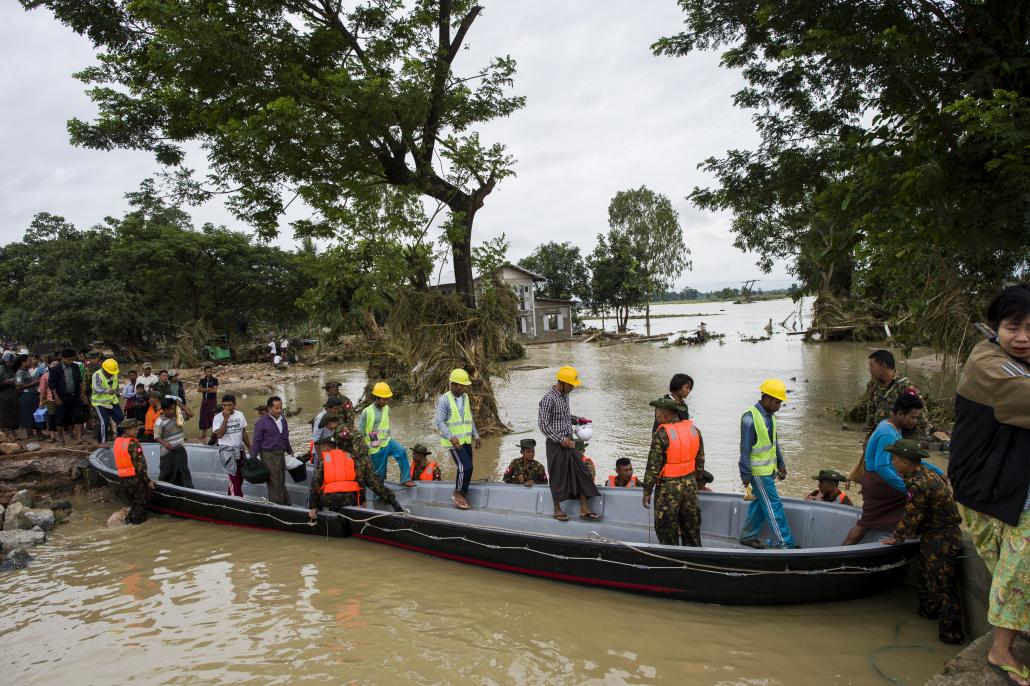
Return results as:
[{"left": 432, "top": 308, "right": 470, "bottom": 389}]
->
[
  {"left": 518, "top": 316, "right": 531, "bottom": 335},
  {"left": 544, "top": 312, "right": 564, "bottom": 331}
]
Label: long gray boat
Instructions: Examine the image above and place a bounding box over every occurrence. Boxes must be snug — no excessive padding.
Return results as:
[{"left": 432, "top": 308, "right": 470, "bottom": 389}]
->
[{"left": 89, "top": 444, "right": 917, "bottom": 604}]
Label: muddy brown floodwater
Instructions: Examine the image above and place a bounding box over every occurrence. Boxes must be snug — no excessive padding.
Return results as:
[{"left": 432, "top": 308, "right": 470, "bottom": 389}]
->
[{"left": 0, "top": 298, "right": 962, "bottom": 684}]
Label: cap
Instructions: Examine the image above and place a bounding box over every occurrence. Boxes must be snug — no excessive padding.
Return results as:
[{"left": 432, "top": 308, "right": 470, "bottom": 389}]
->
[
  {"left": 118, "top": 418, "right": 142, "bottom": 429},
  {"left": 411, "top": 443, "right": 432, "bottom": 455},
  {"left": 885, "top": 439, "right": 928, "bottom": 461},
  {"left": 318, "top": 413, "right": 341, "bottom": 429},
  {"left": 517, "top": 438, "right": 537, "bottom": 449},
  {"left": 325, "top": 396, "right": 344, "bottom": 408},
  {"left": 1, "top": 352, "right": 14, "bottom": 362},
  {"left": 649, "top": 397, "right": 682, "bottom": 413},
  {"left": 168, "top": 370, "right": 179, "bottom": 377},
  {"left": 574, "top": 439, "right": 588, "bottom": 450},
  {"left": 255, "top": 405, "right": 267, "bottom": 412},
  {"left": 148, "top": 390, "right": 163, "bottom": 400},
  {"left": 811, "top": 469, "right": 848, "bottom": 483},
  {"left": 323, "top": 381, "right": 341, "bottom": 389},
  {"left": 142, "top": 362, "right": 153, "bottom": 369}
]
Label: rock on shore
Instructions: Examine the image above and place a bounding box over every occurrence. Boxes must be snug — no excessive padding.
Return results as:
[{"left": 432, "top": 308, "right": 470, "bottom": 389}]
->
[
  {"left": 926, "top": 633, "right": 1030, "bottom": 686},
  {"left": 0, "top": 528, "right": 46, "bottom": 553},
  {"left": 3, "top": 502, "right": 55, "bottom": 532}
]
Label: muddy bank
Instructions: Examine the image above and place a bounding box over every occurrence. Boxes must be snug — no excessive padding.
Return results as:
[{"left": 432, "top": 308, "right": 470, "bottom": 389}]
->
[
  {"left": 170, "top": 361, "right": 336, "bottom": 393},
  {"left": 0, "top": 440, "right": 101, "bottom": 505}
]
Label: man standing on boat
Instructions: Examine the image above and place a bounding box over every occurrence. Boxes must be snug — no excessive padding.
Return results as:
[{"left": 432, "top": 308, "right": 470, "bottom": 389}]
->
[
  {"left": 307, "top": 431, "right": 403, "bottom": 519},
  {"left": 360, "top": 382, "right": 414, "bottom": 486},
  {"left": 642, "top": 398, "right": 702, "bottom": 546},
  {"left": 738, "top": 379, "right": 798, "bottom": 549},
  {"left": 537, "top": 366, "right": 601, "bottom": 521},
  {"left": 250, "top": 396, "right": 292, "bottom": 506},
  {"left": 435, "top": 369, "right": 481, "bottom": 510}
]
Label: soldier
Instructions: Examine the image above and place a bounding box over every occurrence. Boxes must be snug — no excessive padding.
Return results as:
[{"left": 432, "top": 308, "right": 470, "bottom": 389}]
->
[
  {"left": 864, "top": 349, "right": 930, "bottom": 438},
  {"left": 641, "top": 398, "right": 703, "bottom": 547},
  {"left": 307, "top": 430, "right": 403, "bottom": 519},
  {"left": 503, "top": 438, "right": 548, "bottom": 486},
  {"left": 882, "top": 440, "right": 964, "bottom": 645},
  {"left": 113, "top": 418, "right": 155, "bottom": 524},
  {"left": 575, "top": 440, "right": 597, "bottom": 482},
  {"left": 805, "top": 469, "right": 854, "bottom": 505},
  {"left": 409, "top": 444, "right": 441, "bottom": 481},
  {"left": 607, "top": 457, "right": 640, "bottom": 487}
]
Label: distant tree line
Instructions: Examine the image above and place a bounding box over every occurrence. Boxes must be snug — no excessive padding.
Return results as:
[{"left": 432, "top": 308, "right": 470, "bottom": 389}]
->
[{"left": 652, "top": 284, "right": 801, "bottom": 303}]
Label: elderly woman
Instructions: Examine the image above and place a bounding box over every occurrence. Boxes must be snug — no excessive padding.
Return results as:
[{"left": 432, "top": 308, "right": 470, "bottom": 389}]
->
[{"left": 949, "top": 285, "right": 1030, "bottom": 685}]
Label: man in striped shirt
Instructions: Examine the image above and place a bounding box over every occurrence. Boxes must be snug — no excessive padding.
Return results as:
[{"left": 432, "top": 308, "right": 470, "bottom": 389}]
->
[{"left": 537, "top": 366, "right": 600, "bottom": 521}]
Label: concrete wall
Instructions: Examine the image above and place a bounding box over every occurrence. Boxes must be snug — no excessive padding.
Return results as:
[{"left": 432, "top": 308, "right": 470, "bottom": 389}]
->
[{"left": 532, "top": 301, "right": 572, "bottom": 343}]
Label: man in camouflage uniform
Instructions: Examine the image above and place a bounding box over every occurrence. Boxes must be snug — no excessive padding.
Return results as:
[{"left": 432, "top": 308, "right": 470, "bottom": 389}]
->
[
  {"left": 306, "top": 429, "right": 403, "bottom": 519},
  {"left": 503, "top": 438, "right": 548, "bottom": 486},
  {"left": 864, "top": 349, "right": 930, "bottom": 438},
  {"left": 117, "top": 418, "right": 155, "bottom": 524},
  {"left": 882, "top": 439, "right": 963, "bottom": 644},
  {"left": 641, "top": 398, "right": 704, "bottom": 547}
]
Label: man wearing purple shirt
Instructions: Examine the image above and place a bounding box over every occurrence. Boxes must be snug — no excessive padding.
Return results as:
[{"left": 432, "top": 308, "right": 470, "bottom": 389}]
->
[{"left": 250, "top": 396, "right": 292, "bottom": 505}]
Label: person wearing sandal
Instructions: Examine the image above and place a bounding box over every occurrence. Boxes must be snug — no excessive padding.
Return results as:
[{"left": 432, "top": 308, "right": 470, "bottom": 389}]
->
[
  {"left": 642, "top": 398, "right": 703, "bottom": 546},
  {"left": 949, "top": 285, "right": 1030, "bottom": 685},
  {"left": 537, "top": 366, "right": 600, "bottom": 522},
  {"left": 436, "top": 369, "right": 481, "bottom": 510}
]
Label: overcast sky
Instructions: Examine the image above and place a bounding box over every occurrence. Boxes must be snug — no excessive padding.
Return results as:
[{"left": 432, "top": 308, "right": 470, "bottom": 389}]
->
[{"left": 1, "top": 1, "right": 794, "bottom": 291}]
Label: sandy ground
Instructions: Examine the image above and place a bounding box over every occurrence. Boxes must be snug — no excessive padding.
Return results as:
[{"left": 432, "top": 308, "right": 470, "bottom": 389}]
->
[{"left": 166, "top": 362, "right": 333, "bottom": 392}]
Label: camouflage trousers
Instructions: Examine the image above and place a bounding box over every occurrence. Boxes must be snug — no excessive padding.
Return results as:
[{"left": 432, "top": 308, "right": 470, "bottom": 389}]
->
[
  {"left": 653, "top": 475, "right": 701, "bottom": 547},
  {"left": 915, "top": 528, "right": 964, "bottom": 644},
  {"left": 323, "top": 492, "right": 362, "bottom": 511},
  {"left": 120, "top": 477, "right": 150, "bottom": 525}
]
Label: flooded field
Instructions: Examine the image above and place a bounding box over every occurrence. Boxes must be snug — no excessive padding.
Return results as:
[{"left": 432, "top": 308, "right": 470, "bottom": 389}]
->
[{"left": 0, "top": 298, "right": 961, "bottom": 684}]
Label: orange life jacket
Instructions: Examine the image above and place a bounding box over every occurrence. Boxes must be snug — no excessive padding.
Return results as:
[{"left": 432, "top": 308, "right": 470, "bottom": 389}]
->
[
  {"left": 834, "top": 491, "right": 847, "bottom": 504},
  {"left": 114, "top": 437, "right": 138, "bottom": 478},
  {"left": 144, "top": 405, "right": 160, "bottom": 433},
  {"left": 322, "top": 449, "right": 362, "bottom": 493},
  {"left": 410, "top": 460, "right": 438, "bottom": 481},
  {"left": 607, "top": 474, "right": 639, "bottom": 487},
  {"left": 659, "top": 419, "right": 699, "bottom": 478}
]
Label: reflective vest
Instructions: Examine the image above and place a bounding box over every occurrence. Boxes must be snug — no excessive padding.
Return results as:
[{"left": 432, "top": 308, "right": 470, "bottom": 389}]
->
[
  {"left": 91, "top": 370, "right": 119, "bottom": 408},
  {"left": 607, "top": 474, "right": 639, "bottom": 487},
  {"left": 361, "top": 405, "right": 391, "bottom": 455},
  {"left": 321, "top": 449, "right": 362, "bottom": 493},
  {"left": 410, "top": 460, "right": 438, "bottom": 481},
  {"left": 659, "top": 419, "right": 700, "bottom": 478},
  {"left": 440, "top": 392, "right": 474, "bottom": 447},
  {"left": 114, "top": 437, "right": 138, "bottom": 478},
  {"left": 746, "top": 406, "right": 778, "bottom": 477}
]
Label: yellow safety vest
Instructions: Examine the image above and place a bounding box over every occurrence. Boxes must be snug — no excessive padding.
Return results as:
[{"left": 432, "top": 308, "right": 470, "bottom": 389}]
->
[
  {"left": 440, "top": 392, "right": 474, "bottom": 447},
  {"left": 361, "top": 405, "right": 391, "bottom": 455},
  {"left": 91, "top": 370, "right": 119, "bottom": 408},
  {"left": 746, "top": 405, "right": 778, "bottom": 476}
]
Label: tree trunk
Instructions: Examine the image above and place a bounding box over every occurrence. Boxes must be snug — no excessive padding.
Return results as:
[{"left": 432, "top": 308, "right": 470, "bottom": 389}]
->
[
  {"left": 645, "top": 302, "right": 651, "bottom": 336},
  {"left": 448, "top": 199, "right": 478, "bottom": 310}
]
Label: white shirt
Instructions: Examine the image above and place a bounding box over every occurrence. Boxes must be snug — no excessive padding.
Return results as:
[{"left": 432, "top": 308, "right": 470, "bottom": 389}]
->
[
  {"left": 271, "top": 414, "right": 284, "bottom": 433},
  {"left": 137, "top": 373, "right": 158, "bottom": 390},
  {"left": 273, "top": 354, "right": 284, "bottom": 365},
  {"left": 268, "top": 340, "right": 277, "bottom": 354},
  {"left": 280, "top": 338, "right": 288, "bottom": 349},
  {"left": 212, "top": 410, "right": 248, "bottom": 449}
]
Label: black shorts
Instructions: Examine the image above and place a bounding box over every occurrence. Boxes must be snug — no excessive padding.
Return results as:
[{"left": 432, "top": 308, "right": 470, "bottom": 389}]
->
[{"left": 54, "top": 393, "right": 83, "bottom": 428}]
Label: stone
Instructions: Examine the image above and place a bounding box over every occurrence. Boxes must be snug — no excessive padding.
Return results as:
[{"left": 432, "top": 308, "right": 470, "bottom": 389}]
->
[
  {"left": 3, "top": 502, "right": 55, "bottom": 532},
  {"left": 10, "top": 489, "right": 32, "bottom": 507},
  {"left": 925, "top": 632, "right": 1030, "bottom": 686},
  {"left": 0, "top": 528, "right": 46, "bottom": 553},
  {"left": 0, "top": 548, "right": 32, "bottom": 572},
  {"left": 0, "top": 442, "right": 22, "bottom": 455},
  {"left": 23, "top": 442, "right": 41, "bottom": 452},
  {"left": 840, "top": 424, "right": 851, "bottom": 431},
  {"left": 106, "top": 508, "right": 129, "bottom": 527},
  {"left": 49, "top": 499, "right": 72, "bottom": 511}
]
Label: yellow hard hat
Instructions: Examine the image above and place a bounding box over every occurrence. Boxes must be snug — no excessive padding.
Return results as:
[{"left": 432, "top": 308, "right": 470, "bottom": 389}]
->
[
  {"left": 449, "top": 368, "right": 472, "bottom": 385},
  {"left": 759, "top": 378, "right": 788, "bottom": 402},
  {"left": 372, "top": 382, "right": 393, "bottom": 398},
  {"left": 102, "top": 358, "right": 119, "bottom": 375},
  {"left": 556, "top": 365, "right": 581, "bottom": 387}
]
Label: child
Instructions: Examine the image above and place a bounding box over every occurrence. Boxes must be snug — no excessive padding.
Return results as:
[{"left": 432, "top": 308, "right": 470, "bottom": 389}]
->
[
  {"left": 806, "top": 469, "right": 853, "bottom": 505},
  {"left": 143, "top": 391, "right": 162, "bottom": 442},
  {"left": 124, "top": 383, "right": 148, "bottom": 423},
  {"left": 113, "top": 418, "right": 154, "bottom": 524},
  {"left": 881, "top": 439, "right": 963, "bottom": 644},
  {"left": 409, "top": 444, "right": 441, "bottom": 482}
]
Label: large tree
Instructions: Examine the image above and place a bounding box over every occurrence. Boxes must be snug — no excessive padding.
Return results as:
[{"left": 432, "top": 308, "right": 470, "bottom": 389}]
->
[
  {"left": 518, "top": 242, "right": 590, "bottom": 302},
  {"left": 607, "top": 187, "right": 690, "bottom": 335},
  {"left": 654, "top": 1, "right": 1030, "bottom": 350},
  {"left": 22, "top": 0, "right": 524, "bottom": 308},
  {"left": 588, "top": 230, "right": 648, "bottom": 333}
]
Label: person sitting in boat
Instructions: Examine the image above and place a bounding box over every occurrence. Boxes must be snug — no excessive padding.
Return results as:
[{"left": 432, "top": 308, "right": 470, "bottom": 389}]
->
[
  {"left": 576, "top": 440, "right": 596, "bottom": 482},
  {"left": 881, "top": 440, "right": 964, "bottom": 645},
  {"left": 606, "top": 458, "right": 639, "bottom": 487},
  {"left": 503, "top": 438, "right": 547, "bottom": 487},
  {"left": 409, "top": 444, "right": 441, "bottom": 481},
  {"left": 113, "top": 418, "right": 155, "bottom": 524},
  {"left": 697, "top": 468, "right": 714, "bottom": 493},
  {"left": 805, "top": 470, "right": 853, "bottom": 505},
  {"left": 642, "top": 398, "right": 703, "bottom": 547},
  {"left": 307, "top": 431, "right": 403, "bottom": 520}
]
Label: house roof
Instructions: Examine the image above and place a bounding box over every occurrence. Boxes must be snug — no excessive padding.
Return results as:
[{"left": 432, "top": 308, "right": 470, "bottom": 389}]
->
[
  {"left": 434, "top": 262, "right": 545, "bottom": 287},
  {"left": 534, "top": 297, "right": 576, "bottom": 305}
]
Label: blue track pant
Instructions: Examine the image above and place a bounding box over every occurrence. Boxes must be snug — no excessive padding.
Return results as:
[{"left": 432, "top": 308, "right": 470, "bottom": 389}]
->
[
  {"left": 370, "top": 438, "right": 410, "bottom": 482},
  {"left": 740, "top": 474, "right": 797, "bottom": 548},
  {"left": 95, "top": 404, "right": 124, "bottom": 444},
  {"left": 449, "top": 444, "right": 474, "bottom": 495}
]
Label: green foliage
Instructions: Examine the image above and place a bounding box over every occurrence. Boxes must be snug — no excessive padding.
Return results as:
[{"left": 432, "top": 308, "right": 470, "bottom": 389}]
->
[
  {"left": 655, "top": 1, "right": 1030, "bottom": 351},
  {"left": 0, "top": 182, "right": 306, "bottom": 347},
  {"left": 471, "top": 233, "right": 510, "bottom": 285},
  {"left": 587, "top": 230, "right": 649, "bottom": 333},
  {"left": 607, "top": 187, "right": 690, "bottom": 298},
  {"left": 24, "top": 0, "right": 524, "bottom": 304},
  {"left": 517, "top": 242, "right": 590, "bottom": 302}
]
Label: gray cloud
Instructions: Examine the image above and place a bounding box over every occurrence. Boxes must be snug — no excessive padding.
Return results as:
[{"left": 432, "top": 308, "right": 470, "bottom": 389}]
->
[{"left": 1, "top": 1, "right": 794, "bottom": 289}]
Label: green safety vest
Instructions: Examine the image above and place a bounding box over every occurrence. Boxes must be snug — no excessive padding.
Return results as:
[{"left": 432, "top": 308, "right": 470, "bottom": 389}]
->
[
  {"left": 91, "top": 370, "right": 119, "bottom": 408},
  {"left": 362, "top": 404, "right": 391, "bottom": 455},
  {"left": 746, "top": 405, "right": 778, "bottom": 477},
  {"left": 440, "top": 391, "right": 473, "bottom": 447}
]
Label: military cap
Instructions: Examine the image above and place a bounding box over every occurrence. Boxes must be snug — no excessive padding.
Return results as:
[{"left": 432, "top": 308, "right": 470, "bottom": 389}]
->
[
  {"left": 411, "top": 443, "right": 432, "bottom": 455},
  {"left": 323, "top": 380, "right": 341, "bottom": 389},
  {"left": 574, "top": 439, "right": 589, "bottom": 450},
  {"left": 318, "top": 413, "right": 342, "bottom": 429},
  {"left": 148, "top": 390, "right": 163, "bottom": 400},
  {"left": 517, "top": 438, "right": 537, "bottom": 449},
  {"left": 86, "top": 350, "right": 101, "bottom": 358},
  {"left": 118, "top": 418, "right": 142, "bottom": 429},
  {"left": 811, "top": 469, "right": 848, "bottom": 482},
  {"left": 700, "top": 468, "right": 715, "bottom": 484},
  {"left": 254, "top": 405, "right": 267, "bottom": 412},
  {"left": 649, "top": 397, "right": 682, "bottom": 413},
  {"left": 325, "top": 396, "right": 344, "bottom": 408},
  {"left": 885, "top": 439, "right": 928, "bottom": 461},
  {"left": 168, "top": 369, "right": 179, "bottom": 377}
]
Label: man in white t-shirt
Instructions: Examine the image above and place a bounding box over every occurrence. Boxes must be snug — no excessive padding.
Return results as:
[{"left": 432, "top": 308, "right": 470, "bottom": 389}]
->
[
  {"left": 137, "top": 363, "right": 159, "bottom": 390},
  {"left": 212, "top": 393, "right": 251, "bottom": 496}
]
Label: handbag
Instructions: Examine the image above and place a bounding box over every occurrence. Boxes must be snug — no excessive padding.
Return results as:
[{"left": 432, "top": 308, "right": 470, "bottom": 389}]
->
[
  {"left": 847, "top": 453, "right": 866, "bottom": 483},
  {"left": 285, "top": 454, "right": 308, "bottom": 483},
  {"left": 33, "top": 407, "right": 48, "bottom": 423},
  {"left": 242, "top": 457, "right": 270, "bottom": 484}
]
